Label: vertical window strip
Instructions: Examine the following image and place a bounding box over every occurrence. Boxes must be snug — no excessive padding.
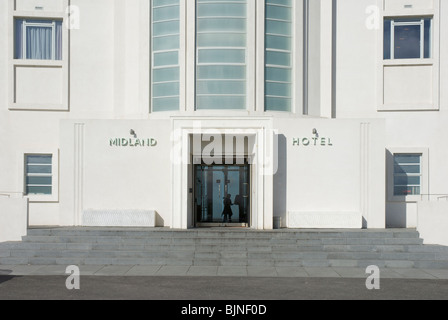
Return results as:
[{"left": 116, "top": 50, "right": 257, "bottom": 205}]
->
[
  {"left": 265, "top": 0, "right": 293, "bottom": 112},
  {"left": 25, "top": 155, "right": 53, "bottom": 195},
  {"left": 195, "top": 0, "right": 248, "bottom": 110},
  {"left": 151, "top": 0, "right": 181, "bottom": 112}
]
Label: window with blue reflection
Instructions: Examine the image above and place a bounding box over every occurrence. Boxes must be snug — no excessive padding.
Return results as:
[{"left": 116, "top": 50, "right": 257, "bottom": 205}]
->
[{"left": 384, "top": 18, "right": 432, "bottom": 60}]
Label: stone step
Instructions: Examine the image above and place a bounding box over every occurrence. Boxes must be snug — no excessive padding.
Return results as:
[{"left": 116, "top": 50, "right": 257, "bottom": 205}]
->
[{"left": 25, "top": 228, "right": 421, "bottom": 239}]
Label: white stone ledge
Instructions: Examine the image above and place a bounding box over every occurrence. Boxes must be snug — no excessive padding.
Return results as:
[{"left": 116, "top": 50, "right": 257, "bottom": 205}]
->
[
  {"left": 82, "top": 210, "right": 161, "bottom": 227},
  {"left": 287, "top": 211, "right": 362, "bottom": 229}
]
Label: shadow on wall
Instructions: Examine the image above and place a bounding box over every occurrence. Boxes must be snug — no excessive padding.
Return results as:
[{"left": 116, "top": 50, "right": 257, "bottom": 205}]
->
[
  {"left": 273, "top": 134, "right": 287, "bottom": 228},
  {"left": 386, "top": 202, "right": 407, "bottom": 228}
]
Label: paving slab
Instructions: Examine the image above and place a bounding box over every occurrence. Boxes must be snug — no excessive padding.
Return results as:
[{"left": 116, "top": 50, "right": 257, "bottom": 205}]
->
[
  {"left": 125, "top": 265, "right": 162, "bottom": 276},
  {"left": 156, "top": 266, "right": 190, "bottom": 276},
  {"left": 7, "top": 265, "right": 46, "bottom": 276},
  {"left": 30, "top": 265, "right": 68, "bottom": 275},
  {"left": 332, "top": 267, "right": 370, "bottom": 278},
  {"left": 422, "top": 269, "right": 448, "bottom": 280},
  {"left": 93, "top": 266, "right": 133, "bottom": 276},
  {"left": 275, "top": 266, "right": 309, "bottom": 278},
  {"left": 217, "top": 266, "right": 248, "bottom": 277},
  {"left": 389, "top": 268, "right": 437, "bottom": 279},
  {"left": 247, "top": 266, "right": 278, "bottom": 277},
  {"left": 187, "top": 266, "right": 218, "bottom": 277},
  {"left": 304, "top": 267, "right": 341, "bottom": 278}
]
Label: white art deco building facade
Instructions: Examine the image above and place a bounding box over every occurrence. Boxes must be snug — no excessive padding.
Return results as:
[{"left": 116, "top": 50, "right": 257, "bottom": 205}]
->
[{"left": 1, "top": 0, "right": 448, "bottom": 242}]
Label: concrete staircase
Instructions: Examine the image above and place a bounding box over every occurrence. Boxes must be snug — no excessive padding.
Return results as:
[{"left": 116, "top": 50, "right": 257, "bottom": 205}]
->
[{"left": 1, "top": 228, "right": 448, "bottom": 269}]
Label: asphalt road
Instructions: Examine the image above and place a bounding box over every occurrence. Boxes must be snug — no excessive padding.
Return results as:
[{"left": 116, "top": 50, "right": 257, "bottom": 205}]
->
[{"left": 1, "top": 275, "right": 447, "bottom": 301}]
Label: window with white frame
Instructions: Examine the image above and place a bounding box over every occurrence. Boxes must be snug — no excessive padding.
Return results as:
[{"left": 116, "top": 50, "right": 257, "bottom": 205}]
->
[
  {"left": 393, "top": 154, "right": 422, "bottom": 196},
  {"left": 25, "top": 155, "right": 53, "bottom": 195},
  {"left": 265, "top": 0, "right": 293, "bottom": 112},
  {"left": 195, "top": 0, "right": 248, "bottom": 110},
  {"left": 384, "top": 17, "right": 432, "bottom": 60},
  {"left": 14, "top": 18, "right": 63, "bottom": 60}
]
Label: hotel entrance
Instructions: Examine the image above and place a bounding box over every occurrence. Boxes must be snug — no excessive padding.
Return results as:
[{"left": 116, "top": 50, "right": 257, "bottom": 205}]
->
[{"left": 194, "top": 163, "right": 250, "bottom": 227}]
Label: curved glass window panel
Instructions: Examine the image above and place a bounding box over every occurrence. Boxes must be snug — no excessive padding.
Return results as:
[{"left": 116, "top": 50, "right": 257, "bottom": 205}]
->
[
  {"left": 265, "top": 82, "right": 291, "bottom": 97},
  {"left": 265, "top": 0, "right": 293, "bottom": 112},
  {"left": 197, "top": 34, "right": 246, "bottom": 48},
  {"left": 265, "top": 67, "right": 291, "bottom": 82},
  {"left": 265, "top": 5, "right": 292, "bottom": 21},
  {"left": 265, "top": 97, "right": 291, "bottom": 111},
  {"left": 197, "top": 80, "right": 246, "bottom": 95},
  {"left": 196, "top": 0, "right": 247, "bottom": 110},
  {"left": 266, "top": 35, "right": 291, "bottom": 51},
  {"left": 197, "top": 96, "right": 246, "bottom": 110},
  {"left": 154, "top": 51, "right": 179, "bottom": 67},
  {"left": 153, "top": 35, "right": 180, "bottom": 51},
  {"left": 198, "top": 49, "right": 246, "bottom": 64},
  {"left": 153, "top": 20, "right": 180, "bottom": 36},
  {"left": 153, "top": 97, "right": 179, "bottom": 112},
  {"left": 153, "top": 82, "right": 180, "bottom": 97},
  {"left": 153, "top": 6, "right": 180, "bottom": 21},
  {"left": 197, "top": 65, "right": 246, "bottom": 80},
  {"left": 266, "top": 51, "right": 291, "bottom": 67},
  {"left": 153, "top": 67, "right": 180, "bottom": 82},
  {"left": 198, "top": 18, "right": 246, "bottom": 32},
  {"left": 197, "top": 3, "right": 246, "bottom": 17},
  {"left": 265, "top": 20, "right": 292, "bottom": 36}
]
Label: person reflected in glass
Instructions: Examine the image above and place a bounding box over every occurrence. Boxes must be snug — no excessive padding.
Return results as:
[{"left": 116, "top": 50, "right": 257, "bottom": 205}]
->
[{"left": 222, "top": 194, "right": 234, "bottom": 223}]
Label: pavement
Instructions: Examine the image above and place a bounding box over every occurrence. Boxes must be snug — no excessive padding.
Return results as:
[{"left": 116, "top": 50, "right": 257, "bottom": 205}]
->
[{"left": 1, "top": 265, "right": 448, "bottom": 302}]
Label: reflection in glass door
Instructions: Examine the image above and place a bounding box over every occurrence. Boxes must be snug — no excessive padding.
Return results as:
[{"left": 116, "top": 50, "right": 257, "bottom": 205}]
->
[{"left": 194, "top": 164, "right": 250, "bottom": 225}]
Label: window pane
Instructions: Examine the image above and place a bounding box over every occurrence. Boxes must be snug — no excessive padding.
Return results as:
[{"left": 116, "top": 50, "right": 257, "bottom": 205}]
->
[
  {"left": 197, "top": 80, "right": 246, "bottom": 95},
  {"left": 424, "top": 18, "right": 431, "bottom": 58},
  {"left": 198, "top": 49, "right": 246, "bottom": 64},
  {"left": 26, "top": 155, "right": 52, "bottom": 164},
  {"left": 153, "top": 97, "right": 180, "bottom": 112},
  {"left": 394, "top": 24, "right": 421, "bottom": 59},
  {"left": 394, "top": 155, "right": 421, "bottom": 164},
  {"left": 384, "top": 19, "right": 391, "bottom": 60},
  {"left": 153, "top": 67, "right": 179, "bottom": 82},
  {"left": 26, "top": 186, "right": 52, "bottom": 195},
  {"left": 26, "top": 176, "right": 52, "bottom": 185},
  {"left": 197, "top": 96, "right": 246, "bottom": 110},
  {"left": 394, "top": 175, "right": 420, "bottom": 186},
  {"left": 394, "top": 165, "right": 420, "bottom": 174},
  {"left": 27, "top": 165, "right": 52, "bottom": 174},
  {"left": 154, "top": 51, "right": 178, "bottom": 67},
  {"left": 394, "top": 186, "right": 420, "bottom": 196}
]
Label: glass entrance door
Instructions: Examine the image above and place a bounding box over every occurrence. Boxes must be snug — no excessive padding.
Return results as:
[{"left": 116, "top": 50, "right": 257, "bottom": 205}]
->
[{"left": 194, "top": 164, "right": 250, "bottom": 225}]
